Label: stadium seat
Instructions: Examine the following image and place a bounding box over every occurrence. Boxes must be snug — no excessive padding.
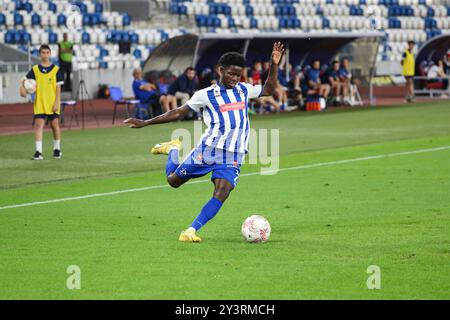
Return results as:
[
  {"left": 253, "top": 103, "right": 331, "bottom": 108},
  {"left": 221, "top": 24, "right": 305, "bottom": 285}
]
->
[
  {"left": 109, "top": 86, "right": 140, "bottom": 124},
  {"left": 60, "top": 100, "right": 78, "bottom": 126}
]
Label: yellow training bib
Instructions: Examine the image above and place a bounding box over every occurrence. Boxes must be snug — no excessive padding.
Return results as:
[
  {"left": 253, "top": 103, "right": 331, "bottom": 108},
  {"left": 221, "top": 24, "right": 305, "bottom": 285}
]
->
[
  {"left": 402, "top": 50, "right": 415, "bottom": 76},
  {"left": 33, "top": 64, "right": 60, "bottom": 115}
]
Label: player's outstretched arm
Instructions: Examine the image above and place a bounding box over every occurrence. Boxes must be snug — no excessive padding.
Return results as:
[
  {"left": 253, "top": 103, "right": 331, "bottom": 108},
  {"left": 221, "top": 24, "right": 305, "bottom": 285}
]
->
[
  {"left": 124, "top": 104, "right": 191, "bottom": 128},
  {"left": 261, "top": 42, "right": 285, "bottom": 97}
]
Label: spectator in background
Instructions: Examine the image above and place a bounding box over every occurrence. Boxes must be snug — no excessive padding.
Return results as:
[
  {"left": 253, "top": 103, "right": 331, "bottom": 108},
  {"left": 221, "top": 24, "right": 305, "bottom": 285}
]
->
[
  {"left": 248, "top": 60, "right": 263, "bottom": 85},
  {"left": 248, "top": 60, "right": 282, "bottom": 114},
  {"left": 427, "top": 60, "right": 448, "bottom": 92},
  {"left": 260, "top": 60, "right": 271, "bottom": 84},
  {"left": 276, "top": 62, "right": 292, "bottom": 110},
  {"left": 198, "top": 64, "right": 221, "bottom": 89},
  {"left": 288, "top": 65, "right": 304, "bottom": 108},
  {"left": 339, "top": 58, "right": 358, "bottom": 106},
  {"left": 167, "top": 67, "right": 198, "bottom": 107},
  {"left": 443, "top": 50, "right": 450, "bottom": 75},
  {"left": 58, "top": 33, "right": 73, "bottom": 91},
  {"left": 401, "top": 40, "right": 416, "bottom": 102},
  {"left": 132, "top": 68, "right": 172, "bottom": 114},
  {"left": 328, "top": 60, "right": 351, "bottom": 105},
  {"left": 307, "top": 59, "right": 330, "bottom": 98}
]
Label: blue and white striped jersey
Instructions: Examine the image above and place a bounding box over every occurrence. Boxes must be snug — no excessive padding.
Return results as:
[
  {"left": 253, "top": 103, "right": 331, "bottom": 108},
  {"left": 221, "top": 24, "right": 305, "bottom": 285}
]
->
[{"left": 186, "top": 82, "right": 262, "bottom": 155}]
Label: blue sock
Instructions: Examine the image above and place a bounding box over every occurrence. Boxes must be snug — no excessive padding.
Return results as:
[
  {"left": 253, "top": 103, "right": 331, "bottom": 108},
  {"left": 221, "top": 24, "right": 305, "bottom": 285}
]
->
[
  {"left": 190, "top": 197, "right": 223, "bottom": 231},
  {"left": 165, "top": 149, "right": 179, "bottom": 177}
]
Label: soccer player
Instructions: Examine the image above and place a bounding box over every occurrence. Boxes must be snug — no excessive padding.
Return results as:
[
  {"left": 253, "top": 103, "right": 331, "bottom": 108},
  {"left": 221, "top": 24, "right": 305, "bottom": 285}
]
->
[
  {"left": 401, "top": 40, "right": 416, "bottom": 103},
  {"left": 124, "top": 42, "right": 285, "bottom": 242},
  {"left": 20, "top": 44, "right": 64, "bottom": 160}
]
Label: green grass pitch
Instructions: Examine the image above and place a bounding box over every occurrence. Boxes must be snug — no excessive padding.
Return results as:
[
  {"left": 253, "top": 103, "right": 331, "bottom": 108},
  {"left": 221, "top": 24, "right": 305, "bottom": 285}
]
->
[{"left": 0, "top": 101, "right": 449, "bottom": 299}]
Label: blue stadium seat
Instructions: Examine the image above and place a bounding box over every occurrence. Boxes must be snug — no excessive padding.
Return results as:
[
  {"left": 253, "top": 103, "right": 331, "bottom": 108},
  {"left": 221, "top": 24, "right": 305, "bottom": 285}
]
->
[
  {"left": 245, "top": 5, "right": 253, "bottom": 17},
  {"left": 0, "top": 13, "right": 6, "bottom": 26},
  {"left": 82, "top": 31, "right": 90, "bottom": 44},
  {"left": 14, "top": 12, "right": 23, "bottom": 26},
  {"left": 424, "top": 17, "right": 437, "bottom": 29},
  {"left": 122, "top": 14, "right": 131, "bottom": 26},
  {"left": 48, "top": 1, "right": 57, "bottom": 13},
  {"left": 48, "top": 31, "right": 58, "bottom": 44},
  {"left": 133, "top": 49, "right": 142, "bottom": 59},
  {"left": 23, "top": 2, "right": 33, "bottom": 13},
  {"left": 57, "top": 13, "right": 66, "bottom": 26},
  {"left": 95, "top": 3, "right": 103, "bottom": 13},
  {"left": 130, "top": 32, "right": 139, "bottom": 44},
  {"left": 31, "top": 13, "right": 41, "bottom": 26}
]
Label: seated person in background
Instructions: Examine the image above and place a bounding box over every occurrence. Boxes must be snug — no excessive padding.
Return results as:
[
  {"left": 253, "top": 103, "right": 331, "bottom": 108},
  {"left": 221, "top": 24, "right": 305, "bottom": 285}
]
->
[
  {"left": 307, "top": 59, "right": 330, "bottom": 98},
  {"left": 248, "top": 60, "right": 280, "bottom": 113},
  {"left": 320, "top": 63, "right": 329, "bottom": 84},
  {"left": 167, "top": 67, "right": 198, "bottom": 107},
  {"left": 248, "top": 60, "right": 263, "bottom": 85},
  {"left": 132, "top": 68, "right": 157, "bottom": 102},
  {"left": 257, "top": 95, "right": 281, "bottom": 114},
  {"left": 260, "top": 60, "right": 270, "bottom": 84},
  {"left": 444, "top": 50, "right": 450, "bottom": 75},
  {"left": 132, "top": 68, "right": 170, "bottom": 114},
  {"left": 339, "top": 58, "right": 357, "bottom": 106},
  {"left": 198, "top": 64, "right": 221, "bottom": 89},
  {"left": 287, "top": 65, "right": 304, "bottom": 108},
  {"left": 327, "top": 60, "right": 346, "bottom": 105},
  {"left": 274, "top": 57, "right": 291, "bottom": 110},
  {"left": 157, "top": 69, "right": 177, "bottom": 112},
  {"left": 427, "top": 60, "right": 448, "bottom": 90}
]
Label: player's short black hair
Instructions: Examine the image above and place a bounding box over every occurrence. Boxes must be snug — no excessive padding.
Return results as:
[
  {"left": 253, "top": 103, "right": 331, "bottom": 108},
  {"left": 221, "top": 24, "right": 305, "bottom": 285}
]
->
[
  {"left": 218, "top": 52, "right": 246, "bottom": 68},
  {"left": 185, "top": 66, "right": 195, "bottom": 73},
  {"left": 39, "top": 44, "right": 51, "bottom": 52},
  {"left": 408, "top": 40, "right": 416, "bottom": 45}
]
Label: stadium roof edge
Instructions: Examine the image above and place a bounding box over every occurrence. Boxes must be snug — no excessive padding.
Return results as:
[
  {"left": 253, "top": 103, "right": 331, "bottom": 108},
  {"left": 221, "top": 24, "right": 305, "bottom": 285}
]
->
[
  {"left": 143, "top": 32, "right": 383, "bottom": 76},
  {"left": 197, "top": 31, "right": 385, "bottom": 40},
  {"left": 415, "top": 34, "right": 450, "bottom": 69}
]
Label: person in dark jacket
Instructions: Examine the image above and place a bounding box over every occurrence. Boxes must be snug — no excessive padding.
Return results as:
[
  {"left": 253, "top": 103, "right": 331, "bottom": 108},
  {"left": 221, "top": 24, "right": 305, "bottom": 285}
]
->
[{"left": 167, "top": 67, "right": 198, "bottom": 107}]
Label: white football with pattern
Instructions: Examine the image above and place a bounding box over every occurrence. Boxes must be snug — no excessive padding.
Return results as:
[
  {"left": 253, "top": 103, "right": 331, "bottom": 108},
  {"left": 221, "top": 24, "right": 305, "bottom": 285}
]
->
[
  {"left": 24, "top": 79, "right": 36, "bottom": 94},
  {"left": 241, "top": 215, "right": 271, "bottom": 243}
]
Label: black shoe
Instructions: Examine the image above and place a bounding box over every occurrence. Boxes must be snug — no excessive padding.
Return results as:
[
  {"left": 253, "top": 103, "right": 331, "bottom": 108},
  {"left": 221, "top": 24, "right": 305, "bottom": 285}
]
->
[
  {"left": 32, "top": 151, "right": 43, "bottom": 160},
  {"left": 53, "top": 149, "right": 62, "bottom": 159}
]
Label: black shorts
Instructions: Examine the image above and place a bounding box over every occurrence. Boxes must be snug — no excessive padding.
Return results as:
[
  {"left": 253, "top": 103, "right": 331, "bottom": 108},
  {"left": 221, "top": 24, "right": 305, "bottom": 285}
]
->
[
  {"left": 404, "top": 75, "right": 414, "bottom": 80},
  {"left": 34, "top": 113, "right": 60, "bottom": 120}
]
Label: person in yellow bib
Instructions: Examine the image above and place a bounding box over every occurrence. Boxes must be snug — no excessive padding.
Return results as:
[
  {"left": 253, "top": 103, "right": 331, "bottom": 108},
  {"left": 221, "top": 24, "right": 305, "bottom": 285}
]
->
[
  {"left": 19, "top": 44, "right": 64, "bottom": 160},
  {"left": 401, "top": 40, "right": 416, "bottom": 103},
  {"left": 58, "top": 33, "right": 73, "bottom": 91}
]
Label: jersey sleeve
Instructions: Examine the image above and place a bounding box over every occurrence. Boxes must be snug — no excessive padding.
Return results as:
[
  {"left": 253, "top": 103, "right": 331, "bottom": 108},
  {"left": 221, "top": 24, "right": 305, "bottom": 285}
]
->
[
  {"left": 185, "top": 90, "right": 206, "bottom": 112},
  {"left": 56, "top": 68, "right": 64, "bottom": 85},
  {"left": 241, "top": 83, "right": 263, "bottom": 99},
  {"left": 25, "top": 68, "right": 35, "bottom": 80}
]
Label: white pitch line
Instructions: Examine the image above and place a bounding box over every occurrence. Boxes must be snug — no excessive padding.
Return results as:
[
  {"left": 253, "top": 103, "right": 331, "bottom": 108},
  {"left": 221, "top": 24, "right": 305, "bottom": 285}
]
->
[{"left": 0, "top": 145, "right": 449, "bottom": 211}]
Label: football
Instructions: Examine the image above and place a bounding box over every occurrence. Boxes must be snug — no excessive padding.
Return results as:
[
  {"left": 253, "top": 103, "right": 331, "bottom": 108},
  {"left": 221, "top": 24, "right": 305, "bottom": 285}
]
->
[
  {"left": 23, "top": 78, "right": 36, "bottom": 94},
  {"left": 241, "top": 215, "right": 271, "bottom": 243}
]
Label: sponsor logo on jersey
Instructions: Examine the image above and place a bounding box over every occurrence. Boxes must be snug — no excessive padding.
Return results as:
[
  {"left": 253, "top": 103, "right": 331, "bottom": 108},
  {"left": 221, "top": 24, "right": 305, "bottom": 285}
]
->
[{"left": 219, "top": 101, "right": 245, "bottom": 112}]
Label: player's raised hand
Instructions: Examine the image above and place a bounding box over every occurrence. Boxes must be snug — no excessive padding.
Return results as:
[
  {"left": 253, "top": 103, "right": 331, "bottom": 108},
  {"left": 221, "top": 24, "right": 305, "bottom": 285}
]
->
[
  {"left": 124, "top": 118, "right": 146, "bottom": 128},
  {"left": 271, "top": 42, "right": 285, "bottom": 66}
]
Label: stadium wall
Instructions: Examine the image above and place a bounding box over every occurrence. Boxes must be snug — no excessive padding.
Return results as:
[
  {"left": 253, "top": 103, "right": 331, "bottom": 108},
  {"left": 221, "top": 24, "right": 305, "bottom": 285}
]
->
[{"left": 0, "top": 69, "right": 134, "bottom": 104}]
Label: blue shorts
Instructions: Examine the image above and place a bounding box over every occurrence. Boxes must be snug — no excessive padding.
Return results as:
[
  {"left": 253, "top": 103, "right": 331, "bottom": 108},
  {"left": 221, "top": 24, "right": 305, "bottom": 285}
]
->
[{"left": 174, "top": 146, "right": 244, "bottom": 188}]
